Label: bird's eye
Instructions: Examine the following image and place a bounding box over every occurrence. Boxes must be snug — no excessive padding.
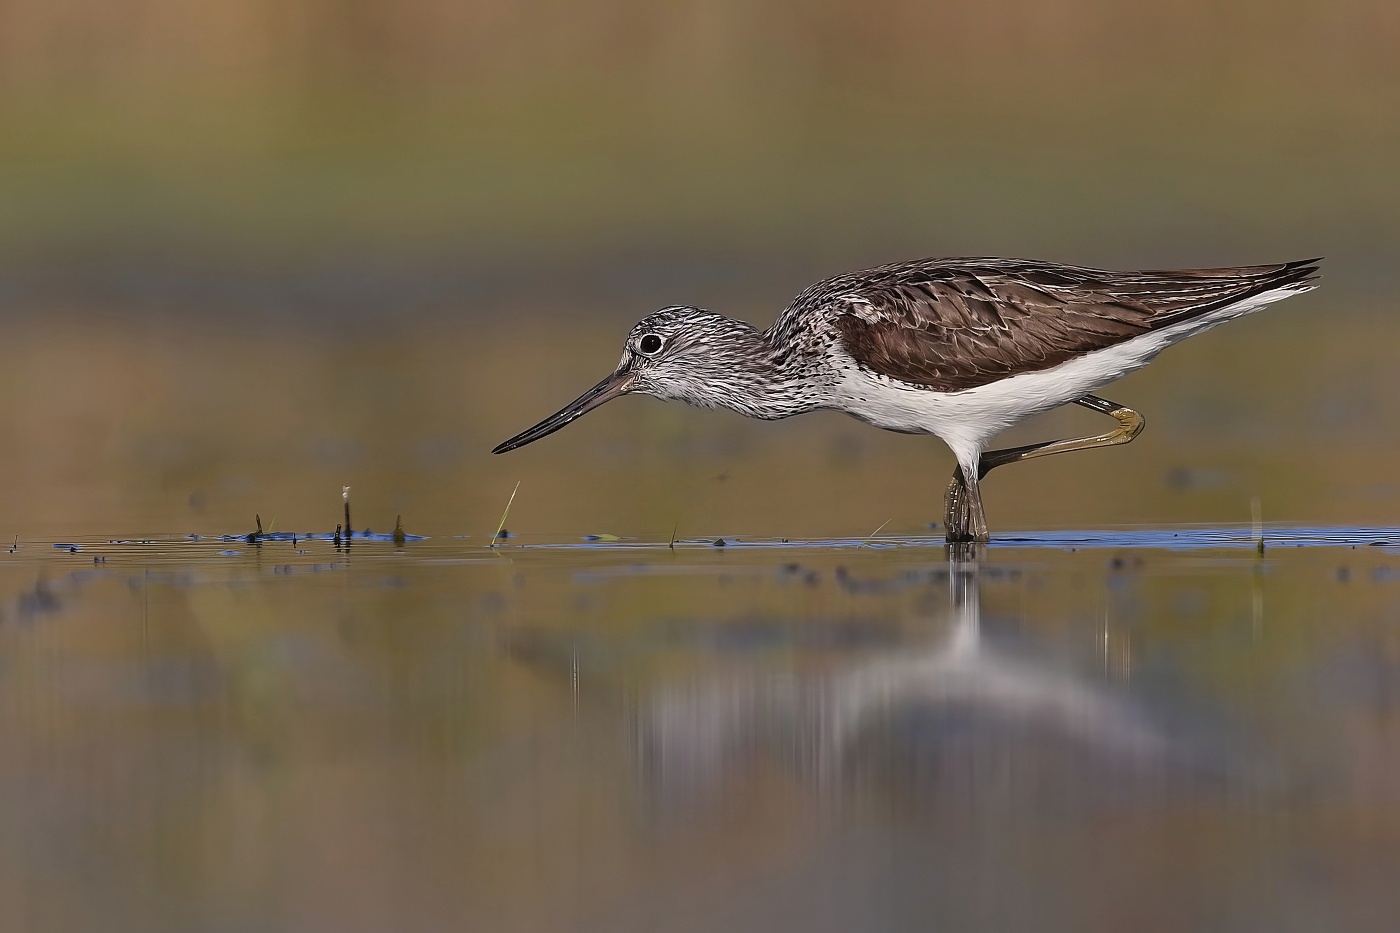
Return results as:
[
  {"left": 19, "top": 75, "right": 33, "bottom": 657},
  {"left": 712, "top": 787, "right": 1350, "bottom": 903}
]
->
[{"left": 639, "top": 333, "right": 664, "bottom": 355}]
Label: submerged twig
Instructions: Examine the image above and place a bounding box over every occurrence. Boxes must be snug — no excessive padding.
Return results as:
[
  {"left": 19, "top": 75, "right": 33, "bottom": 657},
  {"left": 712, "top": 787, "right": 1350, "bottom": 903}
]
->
[
  {"left": 1251, "top": 496, "right": 1264, "bottom": 555},
  {"left": 865, "top": 518, "right": 893, "bottom": 543},
  {"left": 343, "top": 486, "right": 352, "bottom": 539},
  {"left": 668, "top": 522, "right": 678, "bottom": 550},
  {"left": 393, "top": 515, "right": 406, "bottom": 546},
  {"left": 489, "top": 482, "right": 521, "bottom": 549}
]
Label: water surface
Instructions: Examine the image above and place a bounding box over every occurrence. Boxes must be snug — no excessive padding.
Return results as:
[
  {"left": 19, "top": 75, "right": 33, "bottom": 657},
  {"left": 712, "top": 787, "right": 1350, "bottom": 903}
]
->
[{"left": 4, "top": 529, "right": 1399, "bottom": 931}]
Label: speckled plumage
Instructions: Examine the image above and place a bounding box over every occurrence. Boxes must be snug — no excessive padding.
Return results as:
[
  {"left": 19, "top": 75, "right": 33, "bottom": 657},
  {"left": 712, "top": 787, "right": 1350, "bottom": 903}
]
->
[{"left": 790, "top": 257, "right": 1318, "bottom": 392}]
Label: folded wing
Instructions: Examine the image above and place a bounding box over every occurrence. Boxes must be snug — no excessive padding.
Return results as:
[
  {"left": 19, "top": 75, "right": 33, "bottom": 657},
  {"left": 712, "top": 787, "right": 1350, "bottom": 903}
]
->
[{"left": 792, "top": 258, "right": 1319, "bottom": 392}]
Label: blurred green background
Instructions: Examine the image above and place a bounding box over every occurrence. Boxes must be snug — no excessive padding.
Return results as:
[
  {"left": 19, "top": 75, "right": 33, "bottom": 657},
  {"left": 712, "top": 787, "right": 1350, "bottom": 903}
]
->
[{"left": 2, "top": 0, "right": 1398, "bottom": 537}]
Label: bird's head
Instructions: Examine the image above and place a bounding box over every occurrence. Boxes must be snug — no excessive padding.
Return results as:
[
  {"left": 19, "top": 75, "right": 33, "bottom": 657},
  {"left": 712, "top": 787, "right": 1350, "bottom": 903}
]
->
[{"left": 492, "top": 306, "right": 769, "bottom": 453}]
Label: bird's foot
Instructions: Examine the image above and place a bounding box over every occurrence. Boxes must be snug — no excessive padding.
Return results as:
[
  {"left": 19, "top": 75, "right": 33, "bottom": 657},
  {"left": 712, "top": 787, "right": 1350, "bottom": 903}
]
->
[{"left": 943, "top": 466, "right": 989, "bottom": 544}]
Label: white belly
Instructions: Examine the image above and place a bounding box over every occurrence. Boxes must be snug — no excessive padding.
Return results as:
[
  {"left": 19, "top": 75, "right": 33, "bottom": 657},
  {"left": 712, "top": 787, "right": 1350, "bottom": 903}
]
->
[{"left": 830, "top": 285, "right": 1305, "bottom": 466}]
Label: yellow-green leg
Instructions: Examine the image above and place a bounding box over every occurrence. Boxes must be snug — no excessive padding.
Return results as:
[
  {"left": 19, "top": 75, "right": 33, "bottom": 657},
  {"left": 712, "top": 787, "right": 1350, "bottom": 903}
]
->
[{"left": 944, "top": 395, "right": 1146, "bottom": 543}]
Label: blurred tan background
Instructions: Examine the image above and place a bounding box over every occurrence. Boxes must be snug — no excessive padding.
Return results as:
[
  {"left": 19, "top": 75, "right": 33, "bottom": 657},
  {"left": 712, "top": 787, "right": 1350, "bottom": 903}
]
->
[{"left": 1, "top": 0, "right": 1398, "bottom": 537}]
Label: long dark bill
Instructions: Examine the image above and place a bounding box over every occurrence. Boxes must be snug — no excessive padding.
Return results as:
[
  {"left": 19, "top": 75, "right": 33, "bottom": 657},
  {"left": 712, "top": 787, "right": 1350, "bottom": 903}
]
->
[{"left": 491, "top": 371, "right": 634, "bottom": 454}]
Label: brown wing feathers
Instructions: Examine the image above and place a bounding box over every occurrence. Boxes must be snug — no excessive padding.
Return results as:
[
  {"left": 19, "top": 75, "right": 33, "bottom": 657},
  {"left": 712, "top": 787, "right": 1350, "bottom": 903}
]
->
[{"left": 827, "top": 259, "right": 1318, "bottom": 392}]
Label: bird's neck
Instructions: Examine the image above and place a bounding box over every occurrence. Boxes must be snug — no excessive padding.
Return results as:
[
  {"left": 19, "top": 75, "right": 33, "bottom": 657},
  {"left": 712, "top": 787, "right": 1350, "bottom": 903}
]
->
[{"left": 701, "top": 326, "right": 820, "bottom": 421}]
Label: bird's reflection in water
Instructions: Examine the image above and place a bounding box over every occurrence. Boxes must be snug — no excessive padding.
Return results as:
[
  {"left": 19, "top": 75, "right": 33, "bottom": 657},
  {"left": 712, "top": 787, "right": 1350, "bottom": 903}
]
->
[{"left": 632, "top": 556, "right": 1262, "bottom": 823}]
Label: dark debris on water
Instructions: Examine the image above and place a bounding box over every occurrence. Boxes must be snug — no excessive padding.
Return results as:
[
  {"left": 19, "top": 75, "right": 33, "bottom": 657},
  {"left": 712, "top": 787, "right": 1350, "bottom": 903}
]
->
[
  {"left": 218, "top": 529, "right": 428, "bottom": 544},
  {"left": 220, "top": 512, "right": 427, "bottom": 546}
]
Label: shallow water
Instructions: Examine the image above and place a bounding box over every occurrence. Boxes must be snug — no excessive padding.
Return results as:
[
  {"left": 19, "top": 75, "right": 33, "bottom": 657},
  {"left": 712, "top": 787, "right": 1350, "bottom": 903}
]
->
[
  {"left": 3, "top": 258, "right": 1400, "bottom": 928},
  {"left": 4, "top": 527, "right": 1400, "bottom": 931}
]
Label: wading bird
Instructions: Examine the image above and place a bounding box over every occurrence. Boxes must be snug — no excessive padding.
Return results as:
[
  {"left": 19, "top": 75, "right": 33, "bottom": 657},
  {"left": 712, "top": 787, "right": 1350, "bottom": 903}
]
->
[{"left": 493, "top": 258, "right": 1319, "bottom": 542}]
